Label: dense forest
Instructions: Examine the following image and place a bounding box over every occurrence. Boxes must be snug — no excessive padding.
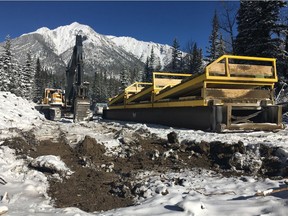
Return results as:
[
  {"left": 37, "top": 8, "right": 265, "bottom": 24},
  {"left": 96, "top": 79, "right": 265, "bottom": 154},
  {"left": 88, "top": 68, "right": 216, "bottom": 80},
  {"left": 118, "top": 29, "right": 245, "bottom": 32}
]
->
[{"left": 0, "top": 0, "right": 287, "bottom": 103}]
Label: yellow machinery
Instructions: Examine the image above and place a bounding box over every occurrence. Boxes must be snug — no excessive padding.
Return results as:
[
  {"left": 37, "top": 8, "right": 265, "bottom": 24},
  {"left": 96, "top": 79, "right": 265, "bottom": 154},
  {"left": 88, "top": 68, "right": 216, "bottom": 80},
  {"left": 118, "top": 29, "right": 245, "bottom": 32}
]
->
[
  {"left": 36, "top": 88, "right": 64, "bottom": 121},
  {"left": 35, "top": 35, "right": 92, "bottom": 122},
  {"left": 103, "top": 55, "right": 284, "bottom": 132},
  {"left": 42, "top": 88, "right": 64, "bottom": 106}
]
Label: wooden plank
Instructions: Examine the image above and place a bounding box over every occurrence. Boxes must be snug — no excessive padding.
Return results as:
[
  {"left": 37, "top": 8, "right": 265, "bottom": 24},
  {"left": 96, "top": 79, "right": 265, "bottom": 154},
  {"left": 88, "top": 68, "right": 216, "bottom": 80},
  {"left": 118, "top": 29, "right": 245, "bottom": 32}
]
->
[
  {"left": 126, "top": 86, "right": 154, "bottom": 103},
  {"left": 154, "top": 78, "right": 182, "bottom": 88},
  {"left": 205, "top": 88, "right": 272, "bottom": 100},
  {"left": 209, "top": 63, "right": 273, "bottom": 77}
]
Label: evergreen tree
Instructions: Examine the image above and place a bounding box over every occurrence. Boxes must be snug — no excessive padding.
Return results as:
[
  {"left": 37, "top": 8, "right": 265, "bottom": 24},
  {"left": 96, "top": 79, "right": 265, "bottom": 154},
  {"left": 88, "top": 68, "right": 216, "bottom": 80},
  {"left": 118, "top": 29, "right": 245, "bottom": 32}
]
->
[
  {"left": 171, "top": 38, "right": 182, "bottom": 72},
  {"left": 149, "top": 47, "right": 155, "bottom": 71},
  {"left": 22, "top": 51, "right": 35, "bottom": 99},
  {"left": 0, "top": 35, "right": 12, "bottom": 92},
  {"left": 235, "top": 0, "right": 285, "bottom": 57},
  {"left": 130, "top": 68, "right": 139, "bottom": 84},
  {"left": 142, "top": 57, "right": 152, "bottom": 82},
  {"left": 33, "top": 58, "right": 45, "bottom": 102},
  {"left": 0, "top": 35, "right": 23, "bottom": 96},
  {"left": 120, "top": 67, "right": 129, "bottom": 91},
  {"left": 191, "top": 43, "right": 203, "bottom": 74},
  {"left": 96, "top": 71, "right": 103, "bottom": 102},
  {"left": 184, "top": 41, "right": 195, "bottom": 73},
  {"left": 206, "top": 11, "right": 226, "bottom": 61},
  {"left": 235, "top": 0, "right": 287, "bottom": 76},
  {"left": 101, "top": 70, "right": 108, "bottom": 102}
]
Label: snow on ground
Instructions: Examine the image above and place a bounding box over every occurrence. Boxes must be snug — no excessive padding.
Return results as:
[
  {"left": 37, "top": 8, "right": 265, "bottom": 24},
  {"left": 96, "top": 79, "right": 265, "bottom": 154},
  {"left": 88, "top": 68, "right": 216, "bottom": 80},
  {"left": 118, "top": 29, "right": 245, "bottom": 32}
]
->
[
  {"left": 0, "top": 92, "right": 288, "bottom": 215},
  {"left": 99, "top": 170, "right": 288, "bottom": 216},
  {"left": 0, "top": 92, "right": 45, "bottom": 131}
]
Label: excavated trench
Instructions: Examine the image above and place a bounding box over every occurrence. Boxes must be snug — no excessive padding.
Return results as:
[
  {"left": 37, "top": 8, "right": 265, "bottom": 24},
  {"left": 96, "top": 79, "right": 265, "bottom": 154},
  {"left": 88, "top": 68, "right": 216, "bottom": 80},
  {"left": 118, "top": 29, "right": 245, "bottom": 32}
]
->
[{"left": 2, "top": 129, "right": 288, "bottom": 212}]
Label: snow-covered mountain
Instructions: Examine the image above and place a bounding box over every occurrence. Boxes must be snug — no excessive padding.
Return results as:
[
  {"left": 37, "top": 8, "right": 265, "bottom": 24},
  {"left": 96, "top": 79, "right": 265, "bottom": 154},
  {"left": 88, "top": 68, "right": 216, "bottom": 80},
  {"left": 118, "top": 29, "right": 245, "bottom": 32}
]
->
[
  {"left": 107, "top": 36, "right": 177, "bottom": 69},
  {"left": 0, "top": 22, "right": 182, "bottom": 77}
]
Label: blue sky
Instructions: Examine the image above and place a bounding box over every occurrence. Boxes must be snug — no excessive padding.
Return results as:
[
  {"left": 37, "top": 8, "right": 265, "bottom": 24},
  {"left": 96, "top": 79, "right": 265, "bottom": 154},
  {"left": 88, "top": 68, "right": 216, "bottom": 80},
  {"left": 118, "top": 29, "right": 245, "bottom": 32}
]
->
[{"left": 0, "top": 1, "right": 239, "bottom": 54}]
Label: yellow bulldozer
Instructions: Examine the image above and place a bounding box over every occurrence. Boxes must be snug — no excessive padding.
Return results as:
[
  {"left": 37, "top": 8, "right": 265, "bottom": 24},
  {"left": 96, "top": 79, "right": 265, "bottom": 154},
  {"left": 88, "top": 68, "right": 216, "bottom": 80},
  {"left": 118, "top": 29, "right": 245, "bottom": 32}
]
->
[{"left": 36, "top": 88, "right": 64, "bottom": 121}]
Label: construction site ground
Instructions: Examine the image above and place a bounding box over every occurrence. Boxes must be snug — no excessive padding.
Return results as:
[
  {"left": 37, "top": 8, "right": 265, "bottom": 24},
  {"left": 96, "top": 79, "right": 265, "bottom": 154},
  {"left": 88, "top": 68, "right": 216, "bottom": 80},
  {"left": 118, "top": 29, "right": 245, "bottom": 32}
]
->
[{"left": 2, "top": 118, "right": 288, "bottom": 213}]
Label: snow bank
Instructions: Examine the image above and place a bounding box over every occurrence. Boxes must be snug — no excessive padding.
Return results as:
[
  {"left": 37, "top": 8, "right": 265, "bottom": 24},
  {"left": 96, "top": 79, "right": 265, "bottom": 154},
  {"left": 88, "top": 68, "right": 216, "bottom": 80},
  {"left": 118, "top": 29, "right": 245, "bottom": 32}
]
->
[
  {"left": 0, "top": 92, "right": 45, "bottom": 131},
  {"left": 0, "top": 145, "right": 51, "bottom": 215},
  {"left": 29, "top": 155, "right": 73, "bottom": 177},
  {"left": 101, "top": 170, "right": 288, "bottom": 216}
]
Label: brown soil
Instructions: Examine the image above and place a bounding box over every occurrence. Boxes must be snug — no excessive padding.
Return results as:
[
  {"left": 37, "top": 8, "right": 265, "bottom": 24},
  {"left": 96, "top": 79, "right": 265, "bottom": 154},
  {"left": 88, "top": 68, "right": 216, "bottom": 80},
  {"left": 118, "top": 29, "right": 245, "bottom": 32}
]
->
[
  {"left": 2, "top": 130, "right": 212, "bottom": 212},
  {"left": 2, "top": 129, "right": 286, "bottom": 213}
]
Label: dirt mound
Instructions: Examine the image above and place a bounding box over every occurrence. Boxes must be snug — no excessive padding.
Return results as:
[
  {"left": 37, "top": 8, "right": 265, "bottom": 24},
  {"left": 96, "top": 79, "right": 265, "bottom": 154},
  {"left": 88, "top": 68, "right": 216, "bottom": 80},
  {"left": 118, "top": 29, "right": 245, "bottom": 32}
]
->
[{"left": 2, "top": 130, "right": 287, "bottom": 212}]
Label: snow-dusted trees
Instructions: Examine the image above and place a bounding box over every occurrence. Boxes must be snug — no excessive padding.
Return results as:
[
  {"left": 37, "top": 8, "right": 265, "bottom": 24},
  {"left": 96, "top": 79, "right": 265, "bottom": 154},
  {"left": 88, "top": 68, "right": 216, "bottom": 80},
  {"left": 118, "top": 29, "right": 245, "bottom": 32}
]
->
[
  {"left": 142, "top": 57, "right": 151, "bottom": 82},
  {"left": 129, "top": 68, "right": 140, "bottom": 84},
  {"left": 0, "top": 35, "right": 23, "bottom": 97},
  {"left": 120, "top": 67, "right": 129, "bottom": 91},
  {"left": 33, "top": 58, "right": 45, "bottom": 102},
  {"left": 0, "top": 35, "right": 13, "bottom": 92},
  {"left": 142, "top": 47, "right": 156, "bottom": 82},
  {"left": 207, "top": 11, "right": 226, "bottom": 61},
  {"left": 89, "top": 70, "right": 121, "bottom": 103},
  {"left": 22, "top": 51, "right": 35, "bottom": 99}
]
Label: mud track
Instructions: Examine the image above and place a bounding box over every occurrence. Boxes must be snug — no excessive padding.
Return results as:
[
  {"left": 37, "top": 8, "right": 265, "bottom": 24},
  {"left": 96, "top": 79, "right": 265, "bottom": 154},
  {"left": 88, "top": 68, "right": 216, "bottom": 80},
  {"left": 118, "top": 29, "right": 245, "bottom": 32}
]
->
[{"left": 2, "top": 129, "right": 288, "bottom": 212}]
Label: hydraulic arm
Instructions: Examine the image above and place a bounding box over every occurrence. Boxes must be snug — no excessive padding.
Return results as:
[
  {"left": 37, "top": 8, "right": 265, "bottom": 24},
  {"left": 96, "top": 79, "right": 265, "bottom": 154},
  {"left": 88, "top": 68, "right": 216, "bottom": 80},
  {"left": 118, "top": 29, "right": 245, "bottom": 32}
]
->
[{"left": 65, "top": 34, "right": 91, "bottom": 122}]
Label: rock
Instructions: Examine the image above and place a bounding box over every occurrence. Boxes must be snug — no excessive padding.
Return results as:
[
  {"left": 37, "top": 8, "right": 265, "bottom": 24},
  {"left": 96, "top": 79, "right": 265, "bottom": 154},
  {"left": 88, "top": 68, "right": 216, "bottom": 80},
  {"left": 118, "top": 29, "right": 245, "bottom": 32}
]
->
[{"left": 167, "top": 131, "right": 179, "bottom": 144}]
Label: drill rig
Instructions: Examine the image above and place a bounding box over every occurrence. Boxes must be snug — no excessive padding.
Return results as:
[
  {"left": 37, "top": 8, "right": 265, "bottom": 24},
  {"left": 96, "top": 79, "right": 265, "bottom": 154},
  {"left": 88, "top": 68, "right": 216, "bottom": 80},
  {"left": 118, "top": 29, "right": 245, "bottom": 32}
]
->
[{"left": 36, "top": 34, "right": 92, "bottom": 122}]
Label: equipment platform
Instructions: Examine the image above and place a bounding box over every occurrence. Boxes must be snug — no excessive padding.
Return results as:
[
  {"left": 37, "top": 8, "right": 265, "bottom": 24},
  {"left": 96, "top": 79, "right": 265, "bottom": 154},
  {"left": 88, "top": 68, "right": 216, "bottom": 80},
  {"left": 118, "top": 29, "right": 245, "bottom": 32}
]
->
[{"left": 104, "top": 55, "right": 283, "bottom": 132}]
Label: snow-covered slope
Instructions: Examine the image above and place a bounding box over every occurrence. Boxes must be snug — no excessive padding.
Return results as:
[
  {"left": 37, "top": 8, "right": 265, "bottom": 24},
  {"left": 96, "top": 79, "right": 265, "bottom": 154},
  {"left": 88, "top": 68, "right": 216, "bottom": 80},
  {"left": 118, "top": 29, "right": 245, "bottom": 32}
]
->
[
  {"left": 107, "top": 36, "right": 181, "bottom": 70},
  {"left": 28, "top": 22, "right": 117, "bottom": 57}
]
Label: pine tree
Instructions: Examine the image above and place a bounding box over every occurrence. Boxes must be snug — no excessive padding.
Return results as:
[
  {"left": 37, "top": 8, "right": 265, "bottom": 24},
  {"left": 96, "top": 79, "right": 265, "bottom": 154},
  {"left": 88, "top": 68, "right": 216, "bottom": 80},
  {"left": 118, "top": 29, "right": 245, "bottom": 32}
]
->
[
  {"left": 142, "top": 57, "right": 152, "bottom": 82},
  {"left": 191, "top": 43, "right": 203, "bottom": 74},
  {"left": 0, "top": 35, "right": 12, "bottom": 92},
  {"left": 206, "top": 11, "right": 226, "bottom": 61},
  {"left": 33, "top": 58, "right": 45, "bottom": 102},
  {"left": 235, "top": 0, "right": 286, "bottom": 57},
  {"left": 235, "top": 0, "right": 287, "bottom": 76},
  {"left": 171, "top": 38, "right": 182, "bottom": 72},
  {"left": 149, "top": 47, "right": 155, "bottom": 71},
  {"left": 96, "top": 71, "right": 103, "bottom": 102},
  {"left": 120, "top": 67, "right": 129, "bottom": 91},
  {"left": 101, "top": 70, "right": 108, "bottom": 102},
  {"left": 130, "top": 68, "right": 139, "bottom": 84},
  {"left": 0, "top": 35, "right": 24, "bottom": 96},
  {"left": 22, "top": 51, "right": 35, "bottom": 100},
  {"left": 184, "top": 41, "right": 195, "bottom": 73}
]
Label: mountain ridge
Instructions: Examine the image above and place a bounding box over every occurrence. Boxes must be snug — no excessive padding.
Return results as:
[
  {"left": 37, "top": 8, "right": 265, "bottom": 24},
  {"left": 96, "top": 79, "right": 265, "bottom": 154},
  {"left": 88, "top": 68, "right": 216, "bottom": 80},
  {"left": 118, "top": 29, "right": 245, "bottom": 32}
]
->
[{"left": 1, "top": 22, "right": 183, "bottom": 77}]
